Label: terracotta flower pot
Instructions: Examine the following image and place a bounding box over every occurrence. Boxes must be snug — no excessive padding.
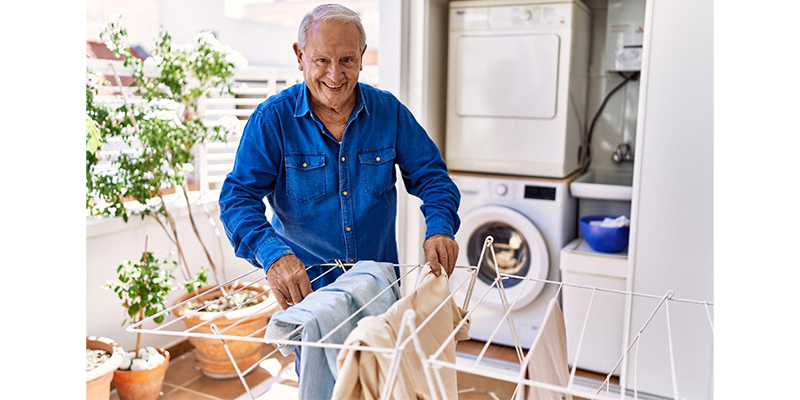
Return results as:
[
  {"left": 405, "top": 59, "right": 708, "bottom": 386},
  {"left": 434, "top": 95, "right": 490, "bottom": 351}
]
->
[
  {"left": 172, "top": 282, "right": 278, "bottom": 379},
  {"left": 86, "top": 336, "right": 125, "bottom": 400},
  {"left": 112, "top": 348, "right": 170, "bottom": 400}
]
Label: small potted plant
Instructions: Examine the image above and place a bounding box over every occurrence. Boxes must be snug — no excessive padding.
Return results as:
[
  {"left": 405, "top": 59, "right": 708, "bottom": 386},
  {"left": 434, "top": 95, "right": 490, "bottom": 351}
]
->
[
  {"left": 104, "top": 240, "right": 189, "bottom": 400},
  {"left": 86, "top": 336, "right": 125, "bottom": 400}
]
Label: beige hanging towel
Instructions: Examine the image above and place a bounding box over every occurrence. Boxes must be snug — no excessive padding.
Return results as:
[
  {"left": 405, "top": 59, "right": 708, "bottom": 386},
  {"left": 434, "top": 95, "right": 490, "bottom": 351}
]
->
[
  {"left": 515, "top": 297, "right": 573, "bottom": 400},
  {"left": 332, "top": 268, "right": 470, "bottom": 400}
]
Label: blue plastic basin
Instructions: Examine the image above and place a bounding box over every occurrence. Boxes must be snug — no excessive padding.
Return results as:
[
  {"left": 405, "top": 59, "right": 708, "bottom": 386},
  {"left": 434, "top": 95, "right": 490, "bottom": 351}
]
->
[{"left": 579, "top": 215, "right": 630, "bottom": 253}]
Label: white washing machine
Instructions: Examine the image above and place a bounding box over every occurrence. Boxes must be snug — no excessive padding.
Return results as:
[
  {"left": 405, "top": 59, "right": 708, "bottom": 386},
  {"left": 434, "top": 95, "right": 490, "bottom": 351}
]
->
[
  {"left": 449, "top": 172, "right": 577, "bottom": 348},
  {"left": 446, "top": 0, "right": 591, "bottom": 178}
]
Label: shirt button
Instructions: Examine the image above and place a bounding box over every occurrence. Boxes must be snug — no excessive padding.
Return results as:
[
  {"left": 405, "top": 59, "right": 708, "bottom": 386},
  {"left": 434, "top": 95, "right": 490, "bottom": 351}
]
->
[
  {"left": 346, "top": 226, "right": 351, "bottom": 232},
  {"left": 341, "top": 156, "right": 346, "bottom": 162},
  {"left": 376, "top": 156, "right": 381, "bottom": 162},
  {"left": 302, "top": 162, "right": 307, "bottom": 168},
  {"left": 342, "top": 191, "right": 348, "bottom": 196}
]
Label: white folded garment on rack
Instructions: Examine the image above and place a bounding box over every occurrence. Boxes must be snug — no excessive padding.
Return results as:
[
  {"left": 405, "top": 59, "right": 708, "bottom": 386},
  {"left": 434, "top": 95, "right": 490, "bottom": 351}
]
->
[
  {"left": 332, "top": 266, "right": 471, "bottom": 400},
  {"left": 515, "top": 298, "right": 572, "bottom": 400},
  {"left": 263, "top": 261, "right": 400, "bottom": 400}
]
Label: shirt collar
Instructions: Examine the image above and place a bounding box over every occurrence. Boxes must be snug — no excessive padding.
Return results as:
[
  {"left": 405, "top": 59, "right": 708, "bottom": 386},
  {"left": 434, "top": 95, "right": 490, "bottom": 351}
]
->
[{"left": 293, "top": 82, "right": 370, "bottom": 118}]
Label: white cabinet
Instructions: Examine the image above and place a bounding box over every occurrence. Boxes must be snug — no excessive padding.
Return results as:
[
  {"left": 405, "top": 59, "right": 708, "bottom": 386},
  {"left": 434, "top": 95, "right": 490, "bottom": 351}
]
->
[{"left": 626, "top": 0, "right": 714, "bottom": 398}]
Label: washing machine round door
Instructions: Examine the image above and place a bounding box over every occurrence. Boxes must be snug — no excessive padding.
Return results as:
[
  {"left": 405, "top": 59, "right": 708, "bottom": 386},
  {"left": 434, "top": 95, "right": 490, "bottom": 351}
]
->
[{"left": 453, "top": 205, "right": 549, "bottom": 310}]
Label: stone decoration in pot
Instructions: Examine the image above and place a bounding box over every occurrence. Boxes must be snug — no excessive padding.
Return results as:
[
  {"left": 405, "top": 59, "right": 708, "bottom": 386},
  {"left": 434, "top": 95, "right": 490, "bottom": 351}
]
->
[
  {"left": 86, "top": 336, "right": 125, "bottom": 400},
  {"left": 113, "top": 347, "right": 170, "bottom": 400},
  {"left": 172, "top": 283, "right": 278, "bottom": 378}
]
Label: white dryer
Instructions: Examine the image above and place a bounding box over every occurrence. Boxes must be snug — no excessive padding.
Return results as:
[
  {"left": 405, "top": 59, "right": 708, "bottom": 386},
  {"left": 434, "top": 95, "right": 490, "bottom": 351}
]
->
[
  {"left": 446, "top": 0, "right": 591, "bottom": 178},
  {"left": 449, "top": 172, "right": 577, "bottom": 348}
]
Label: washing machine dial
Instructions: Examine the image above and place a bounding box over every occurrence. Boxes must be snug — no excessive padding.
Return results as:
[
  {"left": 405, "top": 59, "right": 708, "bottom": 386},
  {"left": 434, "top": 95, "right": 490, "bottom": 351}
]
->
[
  {"left": 496, "top": 184, "right": 508, "bottom": 196},
  {"left": 521, "top": 9, "right": 532, "bottom": 21}
]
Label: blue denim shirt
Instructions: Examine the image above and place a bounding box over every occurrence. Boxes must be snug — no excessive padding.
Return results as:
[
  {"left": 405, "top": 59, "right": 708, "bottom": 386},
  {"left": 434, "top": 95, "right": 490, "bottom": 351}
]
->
[{"left": 219, "top": 82, "right": 460, "bottom": 289}]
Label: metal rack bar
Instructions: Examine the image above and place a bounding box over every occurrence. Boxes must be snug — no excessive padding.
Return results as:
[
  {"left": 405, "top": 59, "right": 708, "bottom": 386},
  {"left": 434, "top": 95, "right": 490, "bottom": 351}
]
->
[
  {"left": 634, "top": 334, "right": 641, "bottom": 399},
  {"left": 432, "top": 362, "right": 449, "bottom": 400},
  {"left": 463, "top": 235, "right": 490, "bottom": 310},
  {"left": 665, "top": 299, "right": 680, "bottom": 400},
  {"left": 211, "top": 324, "right": 255, "bottom": 400},
  {"left": 568, "top": 287, "right": 598, "bottom": 390},
  {"left": 704, "top": 301, "right": 715, "bottom": 334},
  {"left": 471, "top": 278, "right": 531, "bottom": 369},
  {"left": 497, "top": 272, "right": 712, "bottom": 306},
  {"left": 488, "top": 240, "right": 525, "bottom": 364},
  {"left": 593, "top": 290, "right": 675, "bottom": 398},
  {"left": 430, "top": 278, "right": 500, "bottom": 361},
  {"left": 620, "top": 291, "right": 634, "bottom": 400},
  {"left": 379, "top": 310, "right": 416, "bottom": 400}
]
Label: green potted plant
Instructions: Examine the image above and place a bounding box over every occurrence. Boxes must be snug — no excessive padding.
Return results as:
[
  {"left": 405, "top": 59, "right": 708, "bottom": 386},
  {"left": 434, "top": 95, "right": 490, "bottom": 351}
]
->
[
  {"left": 87, "top": 16, "right": 276, "bottom": 379},
  {"left": 104, "top": 240, "right": 180, "bottom": 400},
  {"left": 86, "top": 15, "right": 235, "bottom": 285}
]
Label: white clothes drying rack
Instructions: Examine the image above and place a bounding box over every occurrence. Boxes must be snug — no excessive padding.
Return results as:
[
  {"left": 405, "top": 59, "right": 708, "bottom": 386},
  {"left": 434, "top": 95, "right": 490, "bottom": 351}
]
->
[{"left": 128, "top": 236, "right": 714, "bottom": 400}]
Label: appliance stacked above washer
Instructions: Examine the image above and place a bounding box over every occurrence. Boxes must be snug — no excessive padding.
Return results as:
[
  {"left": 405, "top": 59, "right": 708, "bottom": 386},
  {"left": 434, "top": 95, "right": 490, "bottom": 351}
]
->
[
  {"left": 446, "top": 0, "right": 591, "bottom": 179},
  {"left": 445, "top": 0, "right": 590, "bottom": 348}
]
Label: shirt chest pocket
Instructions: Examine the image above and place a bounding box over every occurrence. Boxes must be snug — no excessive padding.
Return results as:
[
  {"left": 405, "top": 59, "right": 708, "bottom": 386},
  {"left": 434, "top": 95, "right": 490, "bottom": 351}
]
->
[
  {"left": 285, "top": 153, "right": 326, "bottom": 203},
  {"left": 358, "top": 147, "right": 396, "bottom": 195}
]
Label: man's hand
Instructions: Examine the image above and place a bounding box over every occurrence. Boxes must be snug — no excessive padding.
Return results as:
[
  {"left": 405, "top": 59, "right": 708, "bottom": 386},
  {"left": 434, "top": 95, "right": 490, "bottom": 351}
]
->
[
  {"left": 266, "top": 254, "right": 312, "bottom": 310},
  {"left": 423, "top": 234, "right": 459, "bottom": 278}
]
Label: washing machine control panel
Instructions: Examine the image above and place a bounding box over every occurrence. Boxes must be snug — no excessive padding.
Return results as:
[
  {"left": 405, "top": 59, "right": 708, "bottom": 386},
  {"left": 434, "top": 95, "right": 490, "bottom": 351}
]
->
[{"left": 524, "top": 185, "right": 557, "bottom": 201}]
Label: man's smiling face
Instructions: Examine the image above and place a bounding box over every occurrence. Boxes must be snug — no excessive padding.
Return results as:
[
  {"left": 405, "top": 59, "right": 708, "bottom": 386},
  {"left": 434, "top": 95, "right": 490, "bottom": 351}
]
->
[{"left": 294, "top": 20, "right": 366, "bottom": 111}]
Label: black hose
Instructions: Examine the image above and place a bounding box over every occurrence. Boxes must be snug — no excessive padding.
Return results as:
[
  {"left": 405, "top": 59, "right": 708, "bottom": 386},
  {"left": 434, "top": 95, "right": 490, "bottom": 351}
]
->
[{"left": 579, "top": 71, "right": 641, "bottom": 168}]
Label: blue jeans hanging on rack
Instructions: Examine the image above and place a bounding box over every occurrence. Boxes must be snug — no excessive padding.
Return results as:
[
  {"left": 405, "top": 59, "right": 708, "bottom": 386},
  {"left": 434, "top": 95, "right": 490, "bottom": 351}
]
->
[{"left": 264, "top": 261, "right": 400, "bottom": 399}]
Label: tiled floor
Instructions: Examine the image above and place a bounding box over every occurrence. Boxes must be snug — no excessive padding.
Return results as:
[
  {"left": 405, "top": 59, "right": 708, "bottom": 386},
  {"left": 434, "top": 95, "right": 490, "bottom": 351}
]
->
[
  {"left": 110, "top": 344, "right": 297, "bottom": 400},
  {"left": 110, "top": 340, "right": 617, "bottom": 399}
]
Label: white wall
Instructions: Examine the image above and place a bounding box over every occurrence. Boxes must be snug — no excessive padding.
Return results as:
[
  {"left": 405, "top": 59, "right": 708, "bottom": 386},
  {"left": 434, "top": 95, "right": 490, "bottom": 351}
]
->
[
  {"left": 383, "top": 0, "right": 451, "bottom": 294},
  {"left": 625, "top": 0, "right": 714, "bottom": 398},
  {"left": 86, "top": 196, "right": 259, "bottom": 351},
  {"left": 407, "top": 0, "right": 450, "bottom": 258}
]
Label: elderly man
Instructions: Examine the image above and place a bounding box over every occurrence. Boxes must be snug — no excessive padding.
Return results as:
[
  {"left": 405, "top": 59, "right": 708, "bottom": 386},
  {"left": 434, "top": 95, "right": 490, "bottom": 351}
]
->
[{"left": 220, "top": 4, "right": 459, "bottom": 312}]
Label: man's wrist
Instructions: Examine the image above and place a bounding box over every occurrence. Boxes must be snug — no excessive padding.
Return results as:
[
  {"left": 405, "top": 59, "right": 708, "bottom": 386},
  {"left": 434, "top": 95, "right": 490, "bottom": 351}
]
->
[{"left": 256, "top": 239, "right": 295, "bottom": 273}]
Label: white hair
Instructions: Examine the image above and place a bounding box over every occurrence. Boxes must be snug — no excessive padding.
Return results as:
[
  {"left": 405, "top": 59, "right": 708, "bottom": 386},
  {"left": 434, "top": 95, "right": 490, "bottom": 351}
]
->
[{"left": 297, "top": 4, "right": 367, "bottom": 51}]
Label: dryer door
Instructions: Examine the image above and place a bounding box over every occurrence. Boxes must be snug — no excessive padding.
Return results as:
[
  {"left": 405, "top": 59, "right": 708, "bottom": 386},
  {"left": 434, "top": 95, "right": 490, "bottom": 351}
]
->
[
  {"left": 452, "top": 205, "right": 549, "bottom": 311},
  {"left": 455, "top": 33, "right": 560, "bottom": 119}
]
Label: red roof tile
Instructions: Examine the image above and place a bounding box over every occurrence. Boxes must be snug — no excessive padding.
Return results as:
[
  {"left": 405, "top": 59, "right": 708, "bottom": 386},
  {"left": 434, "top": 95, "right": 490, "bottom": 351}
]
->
[{"left": 86, "top": 41, "right": 145, "bottom": 61}]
